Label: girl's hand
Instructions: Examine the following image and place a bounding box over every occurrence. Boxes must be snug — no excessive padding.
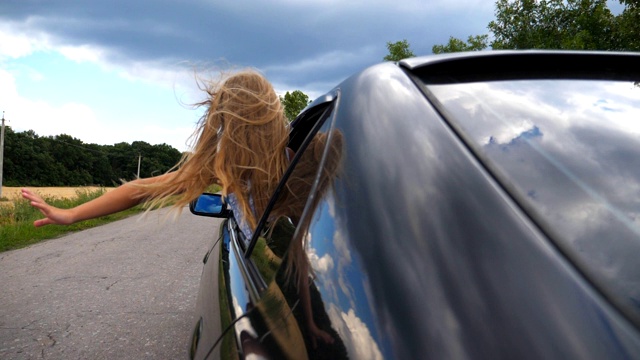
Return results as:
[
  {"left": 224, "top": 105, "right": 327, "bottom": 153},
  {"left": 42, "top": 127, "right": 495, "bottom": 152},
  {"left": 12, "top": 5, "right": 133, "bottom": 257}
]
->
[{"left": 21, "top": 188, "right": 75, "bottom": 227}]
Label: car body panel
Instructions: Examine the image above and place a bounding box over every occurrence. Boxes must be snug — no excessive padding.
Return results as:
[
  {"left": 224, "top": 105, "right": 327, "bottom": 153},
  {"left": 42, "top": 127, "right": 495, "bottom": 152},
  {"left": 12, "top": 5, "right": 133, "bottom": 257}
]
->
[
  {"left": 313, "top": 62, "right": 640, "bottom": 359},
  {"left": 190, "top": 51, "right": 640, "bottom": 359},
  {"left": 423, "top": 77, "right": 640, "bottom": 325}
]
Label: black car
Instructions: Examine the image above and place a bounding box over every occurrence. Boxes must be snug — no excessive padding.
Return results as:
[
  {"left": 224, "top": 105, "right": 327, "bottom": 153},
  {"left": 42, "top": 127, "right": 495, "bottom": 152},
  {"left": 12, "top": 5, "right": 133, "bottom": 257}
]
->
[{"left": 189, "top": 51, "right": 640, "bottom": 359}]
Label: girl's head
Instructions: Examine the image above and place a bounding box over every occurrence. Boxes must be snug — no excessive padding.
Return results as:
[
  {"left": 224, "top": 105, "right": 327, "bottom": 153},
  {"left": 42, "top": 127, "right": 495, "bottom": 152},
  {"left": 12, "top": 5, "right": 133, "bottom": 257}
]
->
[
  {"left": 143, "top": 70, "right": 290, "bottom": 227},
  {"left": 195, "top": 70, "right": 289, "bottom": 225}
]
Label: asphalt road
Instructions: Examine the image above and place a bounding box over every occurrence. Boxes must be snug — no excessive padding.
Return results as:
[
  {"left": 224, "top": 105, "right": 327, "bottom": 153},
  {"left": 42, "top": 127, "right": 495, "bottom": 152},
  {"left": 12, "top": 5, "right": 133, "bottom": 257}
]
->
[{"left": 0, "top": 207, "right": 222, "bottom": 360}]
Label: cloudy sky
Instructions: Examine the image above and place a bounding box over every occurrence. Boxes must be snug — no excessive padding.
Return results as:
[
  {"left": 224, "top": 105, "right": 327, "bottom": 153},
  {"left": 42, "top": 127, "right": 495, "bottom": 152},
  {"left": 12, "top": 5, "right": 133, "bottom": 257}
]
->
[{"left": 0, "top": 0, "right": 621, "bottom": 151}]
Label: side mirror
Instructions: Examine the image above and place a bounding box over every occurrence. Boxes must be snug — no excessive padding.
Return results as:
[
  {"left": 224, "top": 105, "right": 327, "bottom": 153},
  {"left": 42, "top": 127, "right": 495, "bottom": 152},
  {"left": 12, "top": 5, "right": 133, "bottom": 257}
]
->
[{"left": 189, "top": 193, "right": 231, "bottom": 218}]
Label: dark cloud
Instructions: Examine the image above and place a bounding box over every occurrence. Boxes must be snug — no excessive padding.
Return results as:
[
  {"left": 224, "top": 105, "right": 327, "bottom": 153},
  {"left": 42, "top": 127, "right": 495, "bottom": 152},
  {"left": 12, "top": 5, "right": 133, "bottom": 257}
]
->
[{"left": 0, "top": 0, "right": 493, "bottom": 94}]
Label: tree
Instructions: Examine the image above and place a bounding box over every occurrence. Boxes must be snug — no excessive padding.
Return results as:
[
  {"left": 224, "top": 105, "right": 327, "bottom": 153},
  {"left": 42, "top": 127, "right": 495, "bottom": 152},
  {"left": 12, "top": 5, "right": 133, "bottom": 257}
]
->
[
  {"left": 432, "top": 0, "right": 640, "bottom": 53},
  {"left": 107, "top": 142, "right": 138, "bottom": 181},
  {"left": 3, "top": 128, "right": 183, "bottom": 186},
  {"left": 613, "top": 0, "right": 640, "bottom": 51},
  {"left": 280, "top": 90, "right": 310, "bottom": 122},
  {"left": 46, "top": 134, "right": 93, "bottom": 185},
  {"left": 383, "top": 39, "right": 415, "bottom": 61},
  {"left": 432, "top": 35, "right": 488, "bottom": 54},
  {"left": 489, "top": 0, "right": 614, "bottom": 50}
]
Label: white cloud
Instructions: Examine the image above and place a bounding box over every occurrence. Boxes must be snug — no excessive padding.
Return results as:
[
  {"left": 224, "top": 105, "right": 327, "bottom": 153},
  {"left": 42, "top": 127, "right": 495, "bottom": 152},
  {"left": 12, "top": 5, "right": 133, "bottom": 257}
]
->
[
  {"left": 331, "top": 229, "right": 358, "bottom": 309},
  {"left": 1, "top": 68, "right": 102, "bottom": 140},
  {"left": 484, "top": 119, "right": 536, "bottom": 145},
  {"left": 0, "top": 65, "right": 196, "bottom": 151},
  {"left": 0, "top": 24, "right": 202, "bottom": 151},
  {"left": 0, "top": 68, "right": 18, "bottom": 101},
  {"left": 328, "top": 304, "right": 383, "bottom": 360},
  {"left": 333, "top": 228, "right": 351, "bottom": 264},
  {"left": 308, "top": 247, "right": 334, "bottom": 274},
  {"left": 0, "top": 25, "right": 51, "bottom": 60},
  {"left": 58, "top": 44, "right": 106, "bottom": 63},
  {"left": 116, "top": 60, "right": 204, "bottom": 105},
  {"left": 231, "top": 294, "right": 258, "bottom": 339},
  {"left": 0, "top": 22, "right": 200, "bottom": 102}
]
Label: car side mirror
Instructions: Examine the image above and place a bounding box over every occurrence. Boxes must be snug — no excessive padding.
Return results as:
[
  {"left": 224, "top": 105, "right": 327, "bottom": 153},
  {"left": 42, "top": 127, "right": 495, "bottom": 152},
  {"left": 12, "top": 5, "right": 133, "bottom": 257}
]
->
[{"left": 189, "top": 193, "right": 231, "bottom": 218}]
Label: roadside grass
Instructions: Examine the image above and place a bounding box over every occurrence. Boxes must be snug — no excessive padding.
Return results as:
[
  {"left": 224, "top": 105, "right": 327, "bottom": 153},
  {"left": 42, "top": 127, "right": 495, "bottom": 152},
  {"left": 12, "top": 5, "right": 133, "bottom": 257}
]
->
[
  {"left": 0, "top": 188, "right": 145, "bottom": 253},
  {"left": 0, "top": 184, "right": 222, "bottom": 253}
]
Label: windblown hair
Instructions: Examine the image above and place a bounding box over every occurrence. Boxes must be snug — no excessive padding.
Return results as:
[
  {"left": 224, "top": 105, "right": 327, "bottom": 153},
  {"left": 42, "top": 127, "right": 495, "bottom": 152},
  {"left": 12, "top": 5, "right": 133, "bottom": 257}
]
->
[{"left": 138, "top": 69, "right": 290, "bottom": 228}]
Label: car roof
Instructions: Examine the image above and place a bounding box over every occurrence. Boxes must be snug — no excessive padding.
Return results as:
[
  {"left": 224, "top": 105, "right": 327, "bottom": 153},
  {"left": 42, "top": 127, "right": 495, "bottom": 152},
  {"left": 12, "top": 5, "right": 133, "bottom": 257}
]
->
[{"left": 406, "top": 51, "right": 640, "bottom": 326}]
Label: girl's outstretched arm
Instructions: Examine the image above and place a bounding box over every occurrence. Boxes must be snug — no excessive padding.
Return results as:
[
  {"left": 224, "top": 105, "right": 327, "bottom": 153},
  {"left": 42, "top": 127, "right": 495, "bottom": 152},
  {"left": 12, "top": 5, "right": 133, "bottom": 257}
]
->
[{"left": 21, "top": 173, "right": 176, "bottom": 227}]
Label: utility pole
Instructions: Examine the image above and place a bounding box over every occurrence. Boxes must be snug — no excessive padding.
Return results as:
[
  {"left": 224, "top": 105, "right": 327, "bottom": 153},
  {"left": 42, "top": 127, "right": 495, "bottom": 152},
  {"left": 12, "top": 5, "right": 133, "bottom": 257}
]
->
[
  {"left": 137, "top": 153, "right": 141, "bottom": 179},
  {"left": 0, "top": 111, "right": 6, "bottom": 199}
]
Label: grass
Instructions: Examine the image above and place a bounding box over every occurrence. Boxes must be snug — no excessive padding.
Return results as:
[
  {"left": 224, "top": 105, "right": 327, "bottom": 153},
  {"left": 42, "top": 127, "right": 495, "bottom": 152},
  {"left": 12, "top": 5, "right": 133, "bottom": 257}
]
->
[{"left": 0, "top": 188, "right": 145, "bottom": 253}]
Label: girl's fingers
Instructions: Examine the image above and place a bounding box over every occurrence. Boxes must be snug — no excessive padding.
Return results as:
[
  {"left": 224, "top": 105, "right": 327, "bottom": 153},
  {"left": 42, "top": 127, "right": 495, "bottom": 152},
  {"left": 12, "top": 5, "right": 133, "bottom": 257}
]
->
[
  {"left": 21, "top": 189, "right": 43, "bottom": 203},
  {"left": 33, "top": 218, "right": 51, "bottom": 227},
  {"left": 21, "top": 188, "right": 70, "bottom": 226}
]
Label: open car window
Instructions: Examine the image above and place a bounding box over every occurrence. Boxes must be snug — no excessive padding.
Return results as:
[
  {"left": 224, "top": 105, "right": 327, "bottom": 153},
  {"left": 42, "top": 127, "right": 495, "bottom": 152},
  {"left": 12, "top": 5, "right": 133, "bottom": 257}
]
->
[{"left": 243, "top": 99, "right": 337, "bottom": 288}]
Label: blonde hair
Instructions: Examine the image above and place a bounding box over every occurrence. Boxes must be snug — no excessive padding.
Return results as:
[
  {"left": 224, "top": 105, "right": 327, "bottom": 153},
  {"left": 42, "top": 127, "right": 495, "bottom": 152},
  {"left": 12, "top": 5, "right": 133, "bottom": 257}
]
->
[{"left": 139, "top": 69, "right": 290, "bottom": 228}]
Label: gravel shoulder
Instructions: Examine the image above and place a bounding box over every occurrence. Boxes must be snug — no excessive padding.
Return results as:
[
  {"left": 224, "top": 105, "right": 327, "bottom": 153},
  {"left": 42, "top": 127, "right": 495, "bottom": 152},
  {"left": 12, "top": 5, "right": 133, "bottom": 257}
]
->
[{"left": 0, "top": 207, "right": 222, "bottom": 360}]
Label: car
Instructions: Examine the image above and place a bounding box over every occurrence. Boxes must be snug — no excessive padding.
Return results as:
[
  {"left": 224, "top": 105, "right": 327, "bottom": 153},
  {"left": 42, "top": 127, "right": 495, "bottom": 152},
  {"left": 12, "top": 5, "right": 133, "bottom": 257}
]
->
[{"left": 188, "top": 50, "right": 640, "bottom": 359}]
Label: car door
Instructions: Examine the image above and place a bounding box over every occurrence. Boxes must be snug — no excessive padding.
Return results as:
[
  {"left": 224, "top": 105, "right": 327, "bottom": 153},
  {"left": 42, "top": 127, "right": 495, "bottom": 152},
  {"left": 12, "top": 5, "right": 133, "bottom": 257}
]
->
[{"left": 198, "top": 97, "right": 341, "bottom": 360}]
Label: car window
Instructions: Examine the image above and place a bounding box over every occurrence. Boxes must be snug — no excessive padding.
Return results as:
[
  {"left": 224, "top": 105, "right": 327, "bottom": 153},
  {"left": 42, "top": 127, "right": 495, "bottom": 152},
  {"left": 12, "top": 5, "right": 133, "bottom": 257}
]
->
[
  {"left": 424, "top": 78, "right": 640, "bottom": 323},
  {"left": 227, "top": 101, "right": 336, "bottom": 252},
  {"left": 245, "top": 103, "right": 349, "bottom": 357},
  {"left": 246, "top": 101, "right": 336, "bottom": 285}
]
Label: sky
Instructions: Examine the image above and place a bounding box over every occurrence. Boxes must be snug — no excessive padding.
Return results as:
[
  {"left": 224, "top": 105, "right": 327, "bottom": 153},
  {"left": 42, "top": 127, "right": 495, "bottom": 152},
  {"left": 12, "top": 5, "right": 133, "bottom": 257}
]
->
[{"left": 0, "top": 0, "right": 623, "bottom": 152}]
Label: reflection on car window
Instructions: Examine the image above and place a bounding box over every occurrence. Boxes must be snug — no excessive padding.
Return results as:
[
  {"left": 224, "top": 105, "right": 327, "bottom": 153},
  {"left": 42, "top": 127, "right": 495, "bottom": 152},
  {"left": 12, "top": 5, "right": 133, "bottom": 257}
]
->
[
  {"left": 427, "top": 79, "right": 640, "bottom": 321},
  {"left": 303, "top": 193, "right": 388, "bottom": 360},
  {"left": 248, "top": 110, "right": 334, "bottom": 282},
  {"left": 248, "top": 112, "right": 351, "bottom": 358}
]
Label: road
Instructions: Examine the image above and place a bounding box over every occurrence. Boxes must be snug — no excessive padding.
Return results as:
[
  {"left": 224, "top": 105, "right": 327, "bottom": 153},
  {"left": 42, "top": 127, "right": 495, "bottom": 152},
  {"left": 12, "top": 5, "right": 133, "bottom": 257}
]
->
[{"left": 0, "top": 207, "right": 222, "bottom": 360}]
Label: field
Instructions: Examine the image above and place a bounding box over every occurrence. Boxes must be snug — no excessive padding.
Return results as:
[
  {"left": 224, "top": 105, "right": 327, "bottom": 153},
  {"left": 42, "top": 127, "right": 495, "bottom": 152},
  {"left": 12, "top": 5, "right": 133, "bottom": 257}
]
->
[
  {"left": 1, "top": 186, "right": 114, "bottom": 204},
  {"left": 0, "top": 186, "right": 142, "bottom": 253}
]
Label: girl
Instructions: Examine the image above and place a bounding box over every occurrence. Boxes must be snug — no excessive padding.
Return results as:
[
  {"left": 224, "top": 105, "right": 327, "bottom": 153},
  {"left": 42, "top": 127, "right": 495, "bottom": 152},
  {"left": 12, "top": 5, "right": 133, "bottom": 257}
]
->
[{"left": 22, "top": 70, "right": 290, "bottom": 229}]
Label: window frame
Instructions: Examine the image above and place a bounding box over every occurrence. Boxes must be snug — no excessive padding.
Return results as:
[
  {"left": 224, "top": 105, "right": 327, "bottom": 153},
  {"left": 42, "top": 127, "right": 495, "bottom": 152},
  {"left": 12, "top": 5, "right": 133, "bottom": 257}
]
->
[
  {"left": 231, "top": 98, "right": 336, "bottom": 296},
  {"left": 244, "top": 97, "right": 337, "bottom": 259}
]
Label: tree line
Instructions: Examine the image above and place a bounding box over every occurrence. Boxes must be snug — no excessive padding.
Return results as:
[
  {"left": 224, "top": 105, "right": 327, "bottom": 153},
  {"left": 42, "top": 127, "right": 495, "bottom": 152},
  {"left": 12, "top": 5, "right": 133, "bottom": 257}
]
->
[
  {"left": 384, "top": 0, "right": 639, "bottom": 60},
  {"left": 2, "top": 94, "right": 311, "bottom": 188},
  {"left": 2, "top": 127, "right": 182, "bottom": 187}
]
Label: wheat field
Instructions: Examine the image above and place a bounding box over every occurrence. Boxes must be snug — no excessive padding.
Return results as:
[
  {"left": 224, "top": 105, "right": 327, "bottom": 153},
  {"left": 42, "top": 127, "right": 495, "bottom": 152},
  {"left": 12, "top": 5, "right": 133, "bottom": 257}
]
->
[{"left": 1, "top": 186, "right": 114, "bottom": 204}]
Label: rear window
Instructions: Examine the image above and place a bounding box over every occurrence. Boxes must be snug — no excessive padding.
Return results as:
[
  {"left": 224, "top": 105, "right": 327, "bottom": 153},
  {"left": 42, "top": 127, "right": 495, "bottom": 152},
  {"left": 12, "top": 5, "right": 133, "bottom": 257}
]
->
[{"left": 425, "top": 78, "right": 640, "bottom": 322}]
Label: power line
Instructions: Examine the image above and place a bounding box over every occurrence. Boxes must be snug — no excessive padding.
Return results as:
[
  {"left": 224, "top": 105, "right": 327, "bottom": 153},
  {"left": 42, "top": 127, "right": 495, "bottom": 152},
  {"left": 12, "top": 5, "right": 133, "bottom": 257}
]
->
[
  {"left": 35, "top": 134, "right": 140, "bottom": 157},
  {"left": 48, "top": 137, "right": 110, "bottom": 155}
]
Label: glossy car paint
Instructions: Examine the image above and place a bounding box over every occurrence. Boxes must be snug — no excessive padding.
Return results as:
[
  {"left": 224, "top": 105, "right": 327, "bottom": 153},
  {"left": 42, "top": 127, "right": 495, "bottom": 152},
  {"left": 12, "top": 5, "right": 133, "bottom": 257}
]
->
[
  {"left": 190, "top": 52, "right": 640, "bottom": 359},
  {"left": 425, "top": 76, "right": 640, "bottom": 324}
]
